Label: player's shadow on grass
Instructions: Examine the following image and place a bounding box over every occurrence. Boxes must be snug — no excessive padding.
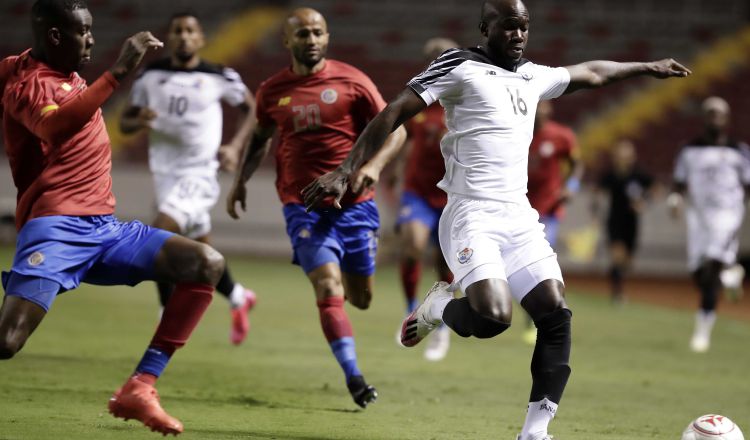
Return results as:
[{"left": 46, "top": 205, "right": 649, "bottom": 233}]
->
[{"left": 229, "top": 395, "right": 362, "bottom": 414}]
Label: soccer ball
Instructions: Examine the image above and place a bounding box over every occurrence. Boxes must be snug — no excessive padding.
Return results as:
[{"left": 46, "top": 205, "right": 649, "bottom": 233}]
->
[{"left": 682, "top": 414, "right": 744, "bottom": 440}]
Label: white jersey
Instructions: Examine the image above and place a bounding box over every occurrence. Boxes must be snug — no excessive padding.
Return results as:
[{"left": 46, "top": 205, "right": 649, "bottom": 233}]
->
[
  {"left": 673, "top": 138, "right": 750, "bottom": 212},
  {"left": 130, "top": 59, "right": 248, "bottom": 176},
  {"left": 407, "top": 47, "right": 570, "bottom": 203}
]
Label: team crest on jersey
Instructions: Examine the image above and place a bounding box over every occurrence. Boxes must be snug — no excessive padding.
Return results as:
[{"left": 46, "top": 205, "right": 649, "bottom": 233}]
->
[
  {"left": 320, "top": 88, "right": 338, "bottom": 104},
  {"left": 298, "top": 229, "right": 311, "bottom": 239},
  {"left": 457, "top": 247, "right": 473, "bottom": 264},
  {"left": 27, "top": 251, "right": 45, "bottom": 266},
  {"left": 521, "top": 72, "right": 533, "bottom": 81}
]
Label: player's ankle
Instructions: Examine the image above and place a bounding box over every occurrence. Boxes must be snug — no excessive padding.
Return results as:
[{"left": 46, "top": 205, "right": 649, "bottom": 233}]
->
[{"left": 132, "top": 372, "right": 158, "bottom": 386}]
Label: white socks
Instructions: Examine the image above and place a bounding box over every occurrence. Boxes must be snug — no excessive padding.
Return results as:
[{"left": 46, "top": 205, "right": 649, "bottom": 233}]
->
[
  {"left": 229, "top": 283, "right": 246, "bottom": 309},
  {"left": 428, "top": 293, "right": 453, "bottom": 324},
  {"left": 520, "top": 398, "right": 558, "bottom": 440},
  {"left": 691, "top": 309, "right": 716, "bottom": 352}
]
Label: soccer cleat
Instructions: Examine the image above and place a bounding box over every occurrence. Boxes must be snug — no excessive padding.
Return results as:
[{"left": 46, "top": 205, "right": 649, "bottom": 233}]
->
[
  {"left": 690, "top": 332, "right": 710, "bottom": 353},
  {"left": 423, "top": 325, "right": 450, "bottom": 361},
  {"left": 401, "top": 281, "right": 452, "bottom": 347},
  {"left": 108, "top": 375, "right": 184, "bottom": 436},
  {"left": 230, "top": 289, "right": 257, "bottom": 345},
  {"left": 516, "top": 435, "right": 554, "bottom": 440},
  {"left": 720, "top": 263, "right": 745, "bottom": 302},
  {"left": 347, "top": 375, "right": 378, "bottom": 409}
]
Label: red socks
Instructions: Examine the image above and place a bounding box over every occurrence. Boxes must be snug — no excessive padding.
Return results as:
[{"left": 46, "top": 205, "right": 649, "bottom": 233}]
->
[
  {"left": 150, "top": 283, "right": 214, "bottom": 355},
  {"left": 400, "top": 259, "right": 421, "bottom": 303},
  {"left": 317, "top": 296, "right": 353, "bottom": 342}
]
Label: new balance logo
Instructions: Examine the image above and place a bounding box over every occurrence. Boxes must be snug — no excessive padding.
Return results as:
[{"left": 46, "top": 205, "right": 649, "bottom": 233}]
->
[
  {"left": 539, "top": 403, "right": 556, "bottom": 415},
  {"left": 486, "top": 70, "right": 497, "bottom": 76}
]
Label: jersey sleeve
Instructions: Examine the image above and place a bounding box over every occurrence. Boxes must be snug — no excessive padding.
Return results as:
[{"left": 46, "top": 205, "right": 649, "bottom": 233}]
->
[
  {"left": 738, "top": 142, "right": 750, "bottom": 185},
  {"left": 673, "top": 148, "right": 688, "bottom": 184},
  {"left": 5, "top": 73, "right": 61, "bottom": 135},
  {"left": 407, "top": 49, "right": 464, "bottom": 106},
  {"left": 129, "top": 74, "right": 149, "bottom": 107},
  {"left": 350, "top": 71, "right": 387, "bottom": 126},
  {"left": 220, "top": 67, "right": 249, "bottom": 107},
  {"left": 532, "top": 64, "right": 571, "bottom": 100},
  {"left": 254, "top": 83, "right": 274, "bottom": 129}
]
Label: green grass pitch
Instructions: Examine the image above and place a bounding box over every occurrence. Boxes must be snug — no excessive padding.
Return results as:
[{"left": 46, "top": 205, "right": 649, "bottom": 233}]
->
[{"left": 0, "top": 247, "right": 748, "bottom": 439}]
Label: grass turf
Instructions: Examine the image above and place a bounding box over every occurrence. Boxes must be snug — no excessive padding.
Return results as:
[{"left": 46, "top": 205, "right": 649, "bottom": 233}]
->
[{"left": 0, "top": 248, "right": 748, "bottom": 440}]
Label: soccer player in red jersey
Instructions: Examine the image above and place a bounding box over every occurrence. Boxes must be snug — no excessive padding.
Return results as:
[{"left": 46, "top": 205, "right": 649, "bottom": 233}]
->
[
  {"left": 524, "top": 100, "right": 581, "bottom": 343},
  {"left": 394, "top": 38, "right": 456, "bottom": 361},
  {"left": 227, "top": 8, "right": 406, "bottom": 408},
  {"left": 0, "top": 0, "right": 226, "bottom": 435}
]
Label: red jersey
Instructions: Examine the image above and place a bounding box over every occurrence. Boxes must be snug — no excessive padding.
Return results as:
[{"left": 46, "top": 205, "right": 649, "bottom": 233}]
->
[
  {"left": 403, "top": 103, "right": 447, "bottom": 209},
  {"left": 1, "top": 50, "right": 117, "bottom": 230},
  {"left": 255, "top": 60, "right": 386, "bottom": 206},
  {"left": 527, "top": 120, "right": 577, "bottom": 217}
]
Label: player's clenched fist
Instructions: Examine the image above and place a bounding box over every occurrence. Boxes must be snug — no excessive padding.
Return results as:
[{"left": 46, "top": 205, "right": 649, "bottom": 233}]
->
[
  {"left": 110, "top": 32, "right": 164, "bottom": 80},
  {"left": 649, "top": 58, "right": 691, "bottom": 78}
]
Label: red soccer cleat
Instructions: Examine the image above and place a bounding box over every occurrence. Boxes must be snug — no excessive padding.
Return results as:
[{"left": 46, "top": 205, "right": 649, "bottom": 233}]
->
[
  {"left": 108, "top": 375, "right": 184, "bottom": 436},
  {"left": 230, "top": 289, "right": 257, "bottom": 345}
]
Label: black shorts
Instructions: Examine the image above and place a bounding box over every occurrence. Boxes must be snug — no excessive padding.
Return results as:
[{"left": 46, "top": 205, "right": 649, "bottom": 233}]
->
[{"left": 607, "top": 216, "right": 638, "bottom": 253}]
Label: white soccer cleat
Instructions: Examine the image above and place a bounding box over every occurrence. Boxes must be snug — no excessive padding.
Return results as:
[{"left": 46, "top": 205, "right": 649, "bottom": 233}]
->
[
  {"left": 423, "top": 325, "right": 450, "bottom": 361},
  {"left": 400, "top": 281, "right": 452, "bottom": 347},
  {"left": 720, "top": 263, "right": 745, "bottom": 302},
  {"left": 690, "top": 332, "right": 710, "bottom": 353},
  {"left": 516, "top": 435, "right": 554, "bottom": 440}
]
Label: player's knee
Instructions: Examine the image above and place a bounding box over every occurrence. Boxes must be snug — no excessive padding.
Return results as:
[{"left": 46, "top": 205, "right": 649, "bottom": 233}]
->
[
  {"left": 314, "top": 276, "right": 343, "bottom": 299},
  {"left": 195, "top": 244, "right": 225, "bottom": 285},
  {"left": 472, "top": 298, "right": 512, "bottom": 324},
  {"left": 472, "top": 314, "right": 511, "bottom": 339},
  {"left": 534, "top": 308, "right": 572, "bottom": 335},
  {"left": 0, "top": 335, "right": 22, "bottom": 360}
]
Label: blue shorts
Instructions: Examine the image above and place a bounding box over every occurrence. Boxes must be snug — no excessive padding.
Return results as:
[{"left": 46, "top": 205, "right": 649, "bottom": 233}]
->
[
  {"left": 396, "top": 191, "right": 443, "bottom": 244},
  {"left": 539, "top": 215, "right": 560, "bottom": 248},
  {"left": 1, "top": 215, "right": 173, "bottom": 311},
  {"left": 283, "top": 201, "right": 379, "bottom": 276}
]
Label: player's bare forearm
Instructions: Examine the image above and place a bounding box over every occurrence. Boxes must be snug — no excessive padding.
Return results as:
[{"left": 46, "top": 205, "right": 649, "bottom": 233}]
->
[
  {"left": 364, "top": 125, "right": 407, "bottom": 173},
  {"left": 565, "top": 59, "right": 691, "bottom": 94},
  {"left": 339, "top": 88, "right": 426, "bottom": 175},
  {"left": 235, "top": 129, "right": 272, "bottom": 184}
]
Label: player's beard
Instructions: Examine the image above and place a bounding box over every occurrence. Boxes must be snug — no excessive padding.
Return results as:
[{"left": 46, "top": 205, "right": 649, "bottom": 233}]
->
[
  {"left": 175, "top": 51, "right": 196, "bottom": 64},
  {"left": 294, "top": 46, "right": 326, "bottom": 69}
]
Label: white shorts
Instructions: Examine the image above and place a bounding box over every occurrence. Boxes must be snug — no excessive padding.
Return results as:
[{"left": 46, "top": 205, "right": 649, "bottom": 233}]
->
[
  {"left": 153, "top": 173, "right": 220, "bottom": 239},
  {"left": 686, "top": 206, "right": 743, "bottom": 270},
  {"left": 439, "top": 195, "right": 563, "bottom": 302}
]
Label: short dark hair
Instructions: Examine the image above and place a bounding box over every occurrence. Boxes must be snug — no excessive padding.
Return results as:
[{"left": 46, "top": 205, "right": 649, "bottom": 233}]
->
[
  {"left": 32, "top": 0, "right": 88, "bottom": 26},
  {"left": 169, "top": 10, "right": 201, "bottom": 26}
]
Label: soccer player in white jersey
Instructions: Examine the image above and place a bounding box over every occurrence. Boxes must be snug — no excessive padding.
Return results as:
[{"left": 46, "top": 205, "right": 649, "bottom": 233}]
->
[
  {"left": 668, "top": 96, "right": 750, "bottom": 353},
  {"left": 120, "top": 11, "right": 257, "bottom": 345},
  {"left": 302, "top": 1, "right": 690, "bottom": 438}
]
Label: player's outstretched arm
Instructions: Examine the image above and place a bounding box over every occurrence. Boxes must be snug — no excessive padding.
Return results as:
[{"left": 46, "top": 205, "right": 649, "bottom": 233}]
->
[
  {"left": 302, "top": 88, "right": 425, "bottom": 210},
  {"left": 564, "top": 59, "right": 691, "bottom": 94},
  {"left": 226, "top": 124, "right": 275, "bottom": 219},
  {"left": 219, "top": 91, "right": 258, "bottom": 172},
  {"left": 24, "top": 32, "right": 162, "bottom": 145},
  {"left": 350, "top": 125, "right": 407, "bottom": 194}
]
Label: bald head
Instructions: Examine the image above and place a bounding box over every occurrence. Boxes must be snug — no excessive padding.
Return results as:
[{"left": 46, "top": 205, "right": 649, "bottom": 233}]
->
[
  {"left": 701, "top": 96, "right": 730, "bottom": 131},
  {"left": 481, "top": 0, "right": 529, "bottom": 27},
  {"left": 283, "top": 7, "right": 329, "bottom": 72},
  {"left": 284, "top": 8, "right": 327, "bottom": 36}
]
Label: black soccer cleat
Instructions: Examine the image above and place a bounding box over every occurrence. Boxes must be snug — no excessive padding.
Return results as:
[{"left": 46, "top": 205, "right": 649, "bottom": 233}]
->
[{"left": 347, "top": 375, "right": 378, "bottom": 409}]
